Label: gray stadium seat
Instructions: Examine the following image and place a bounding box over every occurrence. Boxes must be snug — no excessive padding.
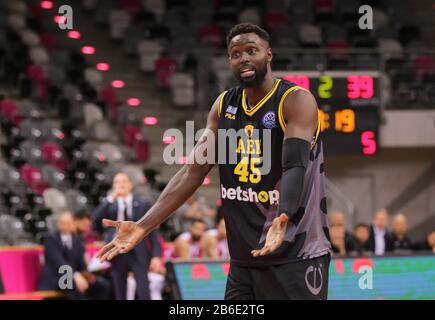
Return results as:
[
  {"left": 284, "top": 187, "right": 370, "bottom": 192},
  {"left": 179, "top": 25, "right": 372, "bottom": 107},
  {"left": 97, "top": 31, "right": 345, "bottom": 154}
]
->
[
  {"left": 65, "top": 189, "right": 89, "bottom": 212},
  {"left": 170, "top": 73, "right": 195, "bottom": 107},
  {"left": 41, "top": 165, "right": 68, "bottom": 189},
  {"left": 43, "top": 188, "right": 68, "bottom": 214}
]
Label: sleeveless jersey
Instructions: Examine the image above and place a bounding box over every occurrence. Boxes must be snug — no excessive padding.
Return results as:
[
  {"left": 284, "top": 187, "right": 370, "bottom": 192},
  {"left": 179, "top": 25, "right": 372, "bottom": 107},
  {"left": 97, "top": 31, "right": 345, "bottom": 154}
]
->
[{"left": 217, "top": 78, "right": 331, "bottom": 267}]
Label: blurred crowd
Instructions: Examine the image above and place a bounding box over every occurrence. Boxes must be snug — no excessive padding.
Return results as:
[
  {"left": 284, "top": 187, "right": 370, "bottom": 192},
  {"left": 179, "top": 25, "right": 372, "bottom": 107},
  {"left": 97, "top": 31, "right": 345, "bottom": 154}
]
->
[
  {"left": 36, "top": 169, "right": 434, "bottom": 300},
  {"left": 328, "top": 209, "right": 435, "bottom": 257},
  {"left": 37, "top": 170, "right": 228, "bottom": 300}
]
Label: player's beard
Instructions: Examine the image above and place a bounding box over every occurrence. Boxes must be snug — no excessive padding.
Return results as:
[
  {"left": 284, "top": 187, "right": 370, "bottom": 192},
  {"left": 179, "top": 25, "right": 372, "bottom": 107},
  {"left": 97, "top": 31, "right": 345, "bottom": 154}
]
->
[{"left": 236, "top": 60, "right": 268, "bottom": 88}]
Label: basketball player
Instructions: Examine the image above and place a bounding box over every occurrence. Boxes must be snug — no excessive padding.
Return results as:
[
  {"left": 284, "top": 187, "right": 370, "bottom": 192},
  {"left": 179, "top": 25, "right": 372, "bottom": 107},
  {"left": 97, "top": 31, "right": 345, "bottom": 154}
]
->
[{"left": 97, "top": 23, "right": 332, "bottom": 299}]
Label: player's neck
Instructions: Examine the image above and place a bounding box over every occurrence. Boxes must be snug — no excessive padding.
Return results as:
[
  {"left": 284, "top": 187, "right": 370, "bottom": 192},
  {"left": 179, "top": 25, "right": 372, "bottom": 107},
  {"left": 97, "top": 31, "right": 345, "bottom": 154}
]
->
[{"left": 244, "top": 75, "right": 276, "bottom": 110}]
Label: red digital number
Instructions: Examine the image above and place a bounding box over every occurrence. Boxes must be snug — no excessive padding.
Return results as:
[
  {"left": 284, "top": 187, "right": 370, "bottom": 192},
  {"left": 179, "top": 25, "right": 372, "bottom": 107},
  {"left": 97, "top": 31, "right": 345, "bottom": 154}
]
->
[
  {"left": 361, "top": 131, "right": 376, "bottom": 155},
  {"left": 283, "top": 75, "right": 310, "bottom": 90},
  {"left": 347, "top": 75, "right": 374, "bottom": 99}
]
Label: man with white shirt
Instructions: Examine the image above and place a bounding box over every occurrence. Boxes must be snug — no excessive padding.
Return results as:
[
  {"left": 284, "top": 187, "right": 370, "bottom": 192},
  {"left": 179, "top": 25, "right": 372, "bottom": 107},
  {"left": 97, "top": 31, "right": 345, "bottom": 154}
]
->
[
  {"left": 93, "top": 173, "right": 162, "bottom": 300},
  {"left": 38, "top": 212, "right": 111, "bottom": 299},
  {"left": 368, "top": 209, "right": 394, "bottom": 255}
]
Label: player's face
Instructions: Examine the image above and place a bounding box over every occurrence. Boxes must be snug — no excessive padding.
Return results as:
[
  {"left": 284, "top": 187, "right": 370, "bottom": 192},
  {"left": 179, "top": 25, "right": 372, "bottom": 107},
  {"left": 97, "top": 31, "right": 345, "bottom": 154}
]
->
[{"left": 228, "top": 33, "right": 271, "bottom": 88}]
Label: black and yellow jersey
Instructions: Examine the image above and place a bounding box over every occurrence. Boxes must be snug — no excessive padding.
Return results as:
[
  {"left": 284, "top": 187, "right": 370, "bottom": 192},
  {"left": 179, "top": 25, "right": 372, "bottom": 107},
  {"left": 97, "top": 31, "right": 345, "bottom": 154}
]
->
[{"left": 217, "top": 78, "right": 331, "bottom": 267}]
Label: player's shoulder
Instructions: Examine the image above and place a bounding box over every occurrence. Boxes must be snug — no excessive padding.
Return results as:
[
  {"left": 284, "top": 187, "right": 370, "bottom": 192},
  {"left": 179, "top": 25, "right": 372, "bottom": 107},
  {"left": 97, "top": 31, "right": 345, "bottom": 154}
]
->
[
  {"left": 278, "top": 80, "right": 315, "bottom": 108},
  {"left": 278, "top": 78, "right": 311, "bottom": 96},
  {"left": 279, "top": 78, "right": 298, "bottom": 89},
  {"left": 219, "top": 85, "right": 242, "bottom": 101},
  {"left": 216, "top": 85, "right": 242, "bottom": 116}
]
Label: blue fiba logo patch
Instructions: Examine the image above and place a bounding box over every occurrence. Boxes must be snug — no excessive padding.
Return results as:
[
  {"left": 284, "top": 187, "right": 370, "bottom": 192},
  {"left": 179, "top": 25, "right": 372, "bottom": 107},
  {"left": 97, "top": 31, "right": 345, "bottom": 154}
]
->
[{"left": 262, "top": 112, "right": 276, "bottom": 129}]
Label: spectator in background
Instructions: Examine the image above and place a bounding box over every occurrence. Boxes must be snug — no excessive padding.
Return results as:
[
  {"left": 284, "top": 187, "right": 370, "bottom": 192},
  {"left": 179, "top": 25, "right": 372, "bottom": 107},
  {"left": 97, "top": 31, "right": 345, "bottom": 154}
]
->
[
  {"left": 142, "top": 168, "right": 161, "bottom": 203},
  {"left": 391, "top": 213, "right": 413, "bottom": 252},
  {"left": 173, "top": 193, "right": 216, "bottom": 233},
  {"left": 368, "top": 209, "right": 394, "bottom": 255},
  {"left": 328, "top": 211, "right": 355, "bottom": 256},
  {"left": 350, "top": 223, "right": 372, "bottom": 256},
  {"left": 203, "top": 218, "right": 229, "bottom": 259},
  {"left": 38, "top": 212, "right": 111, "bottom": 299},
  {"left": 414, "top": 230, "right": 435, "bottom": 253},
  {"left": 172, "top": 219, "right": 207, "bottom": 259},
  {"left": 93, "top": 172, "right": 162, "bottom": 300},
  {"left": 74, "top": 209, "right": 100, "bottom": 245}
]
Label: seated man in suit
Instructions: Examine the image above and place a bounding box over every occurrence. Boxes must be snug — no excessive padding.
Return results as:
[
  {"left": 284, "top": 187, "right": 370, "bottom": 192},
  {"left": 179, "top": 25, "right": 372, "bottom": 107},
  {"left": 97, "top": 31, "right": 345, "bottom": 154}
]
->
[
  {"left": 346, "top": 223, "right": 372, "bottom": 256},
  {"left": 328, "top": 211, "right": 355, "bottom": 256},
  {"left": 93, "top": 172, "right": 162, "bottom": 300},
  {"left": 367, "top": 209, "right": 394, "bottom": 255},
  {"left": 38, "top": 212, "right": 111, "bottom": 299},
  {"left": 391, "top": 213, "right": 413, "bottom": 252}
]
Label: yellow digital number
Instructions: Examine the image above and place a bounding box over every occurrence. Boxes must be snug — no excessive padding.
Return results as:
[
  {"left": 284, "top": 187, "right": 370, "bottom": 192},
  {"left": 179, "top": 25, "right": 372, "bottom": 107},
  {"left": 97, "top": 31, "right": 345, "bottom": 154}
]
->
[
  {"left": 335, "top": 109, "right": 355, "bottom": 133},
  {"left": 318, "top": 76, "right": 333, "bottom": 99},
  {"left": 319, "top": 110, "right": 330, "bottom": 132}
]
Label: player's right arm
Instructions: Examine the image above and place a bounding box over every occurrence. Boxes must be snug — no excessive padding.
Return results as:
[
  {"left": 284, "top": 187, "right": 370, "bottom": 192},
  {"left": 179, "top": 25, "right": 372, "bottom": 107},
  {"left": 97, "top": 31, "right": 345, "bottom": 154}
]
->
[{"left": 97, "top": 97, "right": 221, "bottom": 262}]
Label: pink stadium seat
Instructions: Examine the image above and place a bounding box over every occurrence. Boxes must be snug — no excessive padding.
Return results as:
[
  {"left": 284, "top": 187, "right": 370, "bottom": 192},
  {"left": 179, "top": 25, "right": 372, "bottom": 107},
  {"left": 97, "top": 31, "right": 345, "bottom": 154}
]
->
[
  {"left": 264, "top": 11, "right": 288, "bottom": 34},
  {"left": 39, "top": 33, "right": 58, "bottom": 50},
  {"left": 123, "top": 125, "right": 143, "bottom": 147},
  {"left": 314, "top": 0, "right": 335, "bottom": 14},
  {"left": 134, "top": 138, "right": 150, "bottom": 161},
  {"left": 199, "top": 25, "right": 223, "bottom": 48},
  {"left": 26, "top": 64, "right": 45, "bottom": 83},
  {"left": 40, "top": 142, "right": 68, "bottom": 172},
  {"left": 100, "top": 86, "right": 120, "bottom": 123},
  {"left": 20, "top": 164, "right": 49, "bottom": 195},
  {"left": 20, "top": 164, "right": 40, "bottom": 185},
  {"left": 0, "top": 99, "right": 23, "bottom": 125},
  {"left": 155, "top": 57, "right": 177, "bottom": 90},
  {"left": 120, "top": 0, "right": 141, "bottom": 16},
  {"left": 412, "top": 55, "right": 435, "bottom": 78}
]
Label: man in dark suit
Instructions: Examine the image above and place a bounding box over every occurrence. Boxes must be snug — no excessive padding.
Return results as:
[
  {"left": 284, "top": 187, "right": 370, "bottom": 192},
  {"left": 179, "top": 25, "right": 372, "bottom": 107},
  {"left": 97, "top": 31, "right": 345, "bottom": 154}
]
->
[
  {"left": 93, "top": 172, "right": 162, "bottom": 300},
  {"left": 367, "top": 209, "right": 394, "bottom": 255},
  {"left": 38, "top": 212, "right": 111, "bottom": 299}
]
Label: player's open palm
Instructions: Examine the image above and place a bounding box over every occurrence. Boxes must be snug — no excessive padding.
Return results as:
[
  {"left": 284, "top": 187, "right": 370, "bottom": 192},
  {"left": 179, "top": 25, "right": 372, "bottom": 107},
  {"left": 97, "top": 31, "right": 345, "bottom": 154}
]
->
[
  {"left": 252, "top": 213, "right": 288, "bottom": 257},
  {"left": 97, "top": 219, "right": 147, "bottom": 262}
]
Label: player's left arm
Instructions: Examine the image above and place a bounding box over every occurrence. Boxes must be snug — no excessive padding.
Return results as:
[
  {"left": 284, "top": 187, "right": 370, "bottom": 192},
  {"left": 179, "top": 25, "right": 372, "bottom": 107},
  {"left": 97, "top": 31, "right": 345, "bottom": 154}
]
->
[
  {"left": 279, "top": 88, "right": 318, "bottom": 218},
  {"left": 252, "top": 89, "right": 318, "bottom": 257}
]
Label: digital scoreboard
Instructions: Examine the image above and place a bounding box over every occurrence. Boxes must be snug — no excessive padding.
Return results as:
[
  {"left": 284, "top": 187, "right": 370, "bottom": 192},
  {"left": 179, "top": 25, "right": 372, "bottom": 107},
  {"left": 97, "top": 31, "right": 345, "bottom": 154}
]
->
[{"left": 274, "top": 71, "right": 382, "bottom": 155}]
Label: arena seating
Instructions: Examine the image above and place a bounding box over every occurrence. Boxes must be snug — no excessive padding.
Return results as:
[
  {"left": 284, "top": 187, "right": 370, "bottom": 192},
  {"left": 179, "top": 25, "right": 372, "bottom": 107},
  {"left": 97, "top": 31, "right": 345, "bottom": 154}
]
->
[{"left": 0, "top": 0, "right": 156, "bottom": 245}]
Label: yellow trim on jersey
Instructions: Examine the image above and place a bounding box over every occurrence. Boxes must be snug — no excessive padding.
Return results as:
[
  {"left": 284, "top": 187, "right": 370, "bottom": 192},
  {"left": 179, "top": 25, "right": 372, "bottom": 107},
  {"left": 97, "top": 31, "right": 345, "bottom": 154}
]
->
[
  {"left": 277, "top": 85, "right": 306, "bottom": 132},
  {"left": 242, "top": 79, "right": 281, "bottom": 116},
  {"left": 217, "top": 91, "right": 228, "bottom": 117},
  {"left": 312, "top": 110, "right": 321, "bottom": 148},
  {"left": 278, "top": 86, "right": 320, "bottom": 150}
]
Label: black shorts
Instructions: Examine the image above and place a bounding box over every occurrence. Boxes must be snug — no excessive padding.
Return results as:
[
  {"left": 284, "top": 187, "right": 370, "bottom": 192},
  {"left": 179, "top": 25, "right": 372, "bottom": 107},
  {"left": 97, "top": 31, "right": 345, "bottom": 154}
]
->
[{"left": 225, "top": 253, "right": 330, "bottom": 300}]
